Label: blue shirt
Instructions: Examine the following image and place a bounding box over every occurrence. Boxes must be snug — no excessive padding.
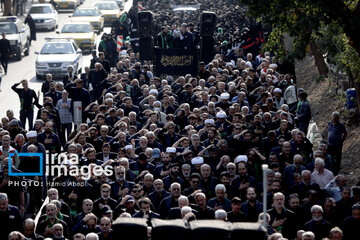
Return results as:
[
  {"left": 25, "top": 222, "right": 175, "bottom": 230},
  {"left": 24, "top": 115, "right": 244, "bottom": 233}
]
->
[{"left": 327, "top": 121, "right": 346, "bottom": 146}]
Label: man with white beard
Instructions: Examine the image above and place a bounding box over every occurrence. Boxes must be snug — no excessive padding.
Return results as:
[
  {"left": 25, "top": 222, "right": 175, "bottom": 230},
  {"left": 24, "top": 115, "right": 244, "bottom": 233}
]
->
[{"left": 303, "top": 205, "right": 332, "bottom": 240}]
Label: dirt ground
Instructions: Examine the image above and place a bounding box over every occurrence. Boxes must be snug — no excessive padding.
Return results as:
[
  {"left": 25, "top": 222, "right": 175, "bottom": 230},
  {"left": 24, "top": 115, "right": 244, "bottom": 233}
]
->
[{"left": 295, "top": 56, "right": 360, "bottom": 185}]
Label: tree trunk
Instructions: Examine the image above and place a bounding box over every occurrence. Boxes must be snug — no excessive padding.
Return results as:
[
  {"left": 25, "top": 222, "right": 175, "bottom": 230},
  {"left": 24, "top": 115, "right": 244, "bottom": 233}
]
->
[
  {"left": 3, "top": 0, "right": 12, "bottom": 16},
  {"left": 310, "top": 39, "right": 329, "bottom": 77}
]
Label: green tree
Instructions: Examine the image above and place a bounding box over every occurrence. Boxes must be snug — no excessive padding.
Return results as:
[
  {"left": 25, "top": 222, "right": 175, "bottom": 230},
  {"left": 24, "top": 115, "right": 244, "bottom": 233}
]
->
[{"left": 240, "top": 0, "right": 360, "bottom": 109}]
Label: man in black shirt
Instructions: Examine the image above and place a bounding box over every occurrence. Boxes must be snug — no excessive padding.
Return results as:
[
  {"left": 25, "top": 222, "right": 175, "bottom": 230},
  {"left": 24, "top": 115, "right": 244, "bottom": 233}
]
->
[
  {"left": 12, "top": 79, "right": 42, "bottom": 130},
  {"left": 0, "top": 32, "right": 11, "bottom": 74}
]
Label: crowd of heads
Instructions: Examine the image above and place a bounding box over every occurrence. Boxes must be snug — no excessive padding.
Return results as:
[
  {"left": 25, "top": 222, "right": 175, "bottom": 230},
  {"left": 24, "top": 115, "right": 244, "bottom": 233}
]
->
[{"left": 0, "top": 1, "right": 357, "bottom": 240}]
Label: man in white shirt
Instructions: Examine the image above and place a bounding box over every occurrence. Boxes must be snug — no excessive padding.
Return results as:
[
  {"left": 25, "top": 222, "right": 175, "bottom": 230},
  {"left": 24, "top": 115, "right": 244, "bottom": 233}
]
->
[{"left": 311, "top": 158, "right": 334, "bottom": 189}]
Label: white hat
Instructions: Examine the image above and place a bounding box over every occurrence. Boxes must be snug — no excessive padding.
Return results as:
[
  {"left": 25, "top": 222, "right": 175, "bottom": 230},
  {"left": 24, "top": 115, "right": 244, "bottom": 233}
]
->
[
  {"left": 204, "top": 119, "right": 215, "bottom": 125},
  {"left": 269, "top": 63, "right": 278, "bottom": 68},
  {"left": 26, "top": 131, "right": 37, "bottom": 138},
  {"left": 120, "top": 50, "right": 127, "bottom": 55},
  {"left": 153, "top": 101, "right": 162, "bottom": 107},
  {"left": 235, "top": 155, "right": 248, "bottom": 163},
  {"left": 216, "top": 111, "right": 227, "bottom": 119},
  {"left": 191, "top": 157, "right": 204, "bottom": 165},
  {"left": 124, "top": 145, "right": 133, "bottom": 150},
  {"left": 166, "top": 147, "right": 177, "bottom": 153},
  {"left": 220, "top": 93, "right": 230, "bottom": 100},
  {"left": 149, "top": 89, "right": 158, "bottom": 95},
  {"left": 274, "top": 88, "right": 282, "bottom": 94}
]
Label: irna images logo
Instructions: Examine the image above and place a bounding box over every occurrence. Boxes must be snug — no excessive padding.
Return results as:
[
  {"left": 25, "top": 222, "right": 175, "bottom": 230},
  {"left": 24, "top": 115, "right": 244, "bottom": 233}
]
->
[{"left": 8, "top": 152, "right": 114, "bottom": 180}]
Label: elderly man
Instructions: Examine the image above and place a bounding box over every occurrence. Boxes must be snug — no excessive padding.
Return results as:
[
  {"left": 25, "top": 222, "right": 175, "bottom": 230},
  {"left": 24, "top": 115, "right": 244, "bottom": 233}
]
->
[
  {"left": 24, "top": 218, "right": 44, "bottom": 240},
  {"left": 207, "top": 184, "right": 232, "bottom": 212},
  {"left": 0, "top": 193, "right": 22, "bottom": 239},
  {"left": 191, "top": 192, "right": 215, "bottom": 219},
  {"left": 283, "top": 154, "right": 306, "bottom": 191},
  {"left": 36, "top": 203, "right": 69, "bottom": 238},
  {"left": 167, "top": 195, "right": 197, "bottom": 219},
  {"left": 303, "top": 205, "right": 332, "bottom": 240},
  {"left": 327, "top": 111, "right": 347, "bottom": 175},
  {"left": 148, "top": 179, "right": 170, "bottom": 211},
  {"left": 311, "top": 158, "right": 334, "bottom": 189},
  {"left": 158, "top": 182, "right": 182, "bottom": 219},
  {"left": 268, "top": 192, "right": 297, "bottom": 239}
]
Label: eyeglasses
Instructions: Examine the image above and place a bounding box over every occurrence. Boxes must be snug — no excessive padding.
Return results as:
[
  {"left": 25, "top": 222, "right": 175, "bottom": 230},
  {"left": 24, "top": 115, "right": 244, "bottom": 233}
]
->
[
  {"left": 235, "top": 128, "right": 241, "bottom": 130},
  {"left": 192, "top": 181, "right": 200, "bottom": 184},
  {"left": 172, "top": 188, "right": 180, "bottom": 191},
  {"left": 132, "top": 190, "right": 141, "bottom": 193}
]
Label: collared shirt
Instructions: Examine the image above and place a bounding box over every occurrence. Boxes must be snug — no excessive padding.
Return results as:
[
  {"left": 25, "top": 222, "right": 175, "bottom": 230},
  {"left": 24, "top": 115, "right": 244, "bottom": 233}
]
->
[
  {"left": 311, "top": 169, "right": 334, "bottom": 189},
  {"left": 56, "top": 98, "right": 73, "bottom": 124}
]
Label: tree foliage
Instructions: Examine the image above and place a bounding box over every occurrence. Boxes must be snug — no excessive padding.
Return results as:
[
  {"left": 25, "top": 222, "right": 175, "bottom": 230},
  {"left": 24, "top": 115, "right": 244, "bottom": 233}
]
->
[{"left": 239, "top": 0, "right": 360, "bottom": 66}]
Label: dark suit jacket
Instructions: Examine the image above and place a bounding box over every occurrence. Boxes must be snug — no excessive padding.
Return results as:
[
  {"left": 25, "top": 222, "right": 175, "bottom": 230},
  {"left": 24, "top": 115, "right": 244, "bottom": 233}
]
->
[
  {"left": 167, "top": 207, "right": 198, "bottom": 219},
  {"left": 132, "top": 211, "right": 160, "bottom": 219}
]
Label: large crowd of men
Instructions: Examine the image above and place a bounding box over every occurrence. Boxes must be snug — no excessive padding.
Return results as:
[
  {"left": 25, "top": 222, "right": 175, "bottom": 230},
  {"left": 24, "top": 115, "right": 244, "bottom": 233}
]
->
[{"left": 0, "top": 1, "right": 358, "bottom": 240}]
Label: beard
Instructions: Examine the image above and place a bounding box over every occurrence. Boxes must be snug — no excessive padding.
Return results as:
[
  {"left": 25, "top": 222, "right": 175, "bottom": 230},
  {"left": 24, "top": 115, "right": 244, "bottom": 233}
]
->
[{"left": 312, "top": 216, "right": 322, "bottom": 221}]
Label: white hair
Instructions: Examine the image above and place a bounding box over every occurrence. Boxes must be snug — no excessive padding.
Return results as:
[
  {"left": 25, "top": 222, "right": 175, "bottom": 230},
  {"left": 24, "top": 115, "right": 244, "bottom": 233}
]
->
[
  {"left": 302, "top": 231, "right": 315, "bottom": 240},
  {"left": 310, "top": 204, "right": 323, "bottom": 213},
  {"left": 215, "top": 209, "right": 227, "bottom": 220},
  {"left": 181, "top": 206, "right": 192, "bottom": 216},
  {"left": 86, "top": 232, "right": 99, "bottom": 240},
  {"left": 315, "top": 158, "right": 325, "bottom": 166},
  {"left": 215, "top": 184, "right": 226, "bottom": 193}
]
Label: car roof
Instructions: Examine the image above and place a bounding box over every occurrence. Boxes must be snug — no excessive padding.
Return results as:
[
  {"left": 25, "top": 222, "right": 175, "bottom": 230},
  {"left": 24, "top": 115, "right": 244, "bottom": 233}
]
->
[
  {"left": 44, "top": 37, "right": 76, "bottom": 43},
  {"left": 63, "top": 22, "right": 92, "bottom": 26},
  {"left": 31, "top": 4, "right": 53, "bottom": 7}
]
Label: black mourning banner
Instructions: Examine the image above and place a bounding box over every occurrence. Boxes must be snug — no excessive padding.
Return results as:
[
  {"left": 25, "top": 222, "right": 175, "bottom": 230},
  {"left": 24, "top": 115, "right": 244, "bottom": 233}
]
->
[{"left": 154, "top": 48, "right": 198, "bottom": 78}]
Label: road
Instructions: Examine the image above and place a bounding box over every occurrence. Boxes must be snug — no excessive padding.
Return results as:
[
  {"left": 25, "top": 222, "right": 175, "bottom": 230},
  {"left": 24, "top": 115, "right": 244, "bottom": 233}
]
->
[{"left": 0, "top": 0, "right": 133, "bottom": 123}]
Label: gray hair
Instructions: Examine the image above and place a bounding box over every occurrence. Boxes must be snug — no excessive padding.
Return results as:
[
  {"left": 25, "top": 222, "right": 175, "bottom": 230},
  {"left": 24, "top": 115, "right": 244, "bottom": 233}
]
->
[
  {"left": 310, "top": 204, "right": 323, "bottom": 213},
  {"left": 86, "top": 232, "right": 99, "bottom": 240},
  {"left": 302, "top": 231, "right": 315, "bottom": 240},
  {"left": 215, "top": 184, "right": 226, "bottom": 193},
  {"left": 182, "top": 164, "right": 191, "bottom": 170},
  {"left": 315, "top": 158, "right": 325, "bottom": 166},
  {"left": 215, "top": 209, "right": 227, "bottom": 220},
  {"left": 50, "top": 200, "right": 61, "bottom": 209},
  {"left": 178, "top": 196, "right": 189, "bottom": 206},
  {"left": 332, "top": 111, "right": 340, "bottom": 117},
  {"left": 301, "top": 170, "right": 311, "bottom": 177},
  {"left": 181, "top": 206, "right": 192, "bottom": 216},
  {"left": 0, "top": 193, "right": 8, "bottom": 202}
]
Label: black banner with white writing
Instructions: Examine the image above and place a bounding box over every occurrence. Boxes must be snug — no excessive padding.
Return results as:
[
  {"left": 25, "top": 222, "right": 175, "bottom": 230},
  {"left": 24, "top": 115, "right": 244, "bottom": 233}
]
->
[{"left": 154, "top": 48, "right": 198, "bottom": 77}]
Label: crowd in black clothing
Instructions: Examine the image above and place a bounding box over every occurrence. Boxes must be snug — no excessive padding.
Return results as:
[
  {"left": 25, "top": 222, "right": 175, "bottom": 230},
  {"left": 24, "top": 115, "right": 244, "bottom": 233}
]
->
[{"left": 0, "top": 2, "right": 358, "bottom": 240}]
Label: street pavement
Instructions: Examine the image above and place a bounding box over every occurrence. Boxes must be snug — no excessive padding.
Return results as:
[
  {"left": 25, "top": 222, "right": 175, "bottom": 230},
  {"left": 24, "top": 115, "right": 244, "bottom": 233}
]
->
[{"left": 0, "top": 0, "right": 133, "bottom": 124}]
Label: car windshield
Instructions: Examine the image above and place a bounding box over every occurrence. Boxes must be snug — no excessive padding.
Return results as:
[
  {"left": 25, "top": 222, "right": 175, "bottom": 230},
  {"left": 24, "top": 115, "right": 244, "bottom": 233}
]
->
[
  {"left": 40, "top": 42, "right": 74, "bottom": 54},
  {"left": 0, "top": 23, "right": 17, "bottom": 34},
  {"left": 29, "top": 6, "right": 53, "bottom": 14},
  {"left": 61, "top": 24, "right": 92, "bottom": 33},
  {"left": 73, "top": 9, "right": 100, "bottom": 17},
  {"left": 95, "top": 2, "right": 119, "bottom": 10}
]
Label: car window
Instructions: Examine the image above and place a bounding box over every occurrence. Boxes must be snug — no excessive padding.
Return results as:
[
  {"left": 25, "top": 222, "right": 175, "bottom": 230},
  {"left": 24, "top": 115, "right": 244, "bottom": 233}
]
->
[
  {"left": 95, "top": 2, "right": 119, "bottom": 10},
  {"left": 73, "top": 9, "right": 100, "bottom": 16},
  {"left": 29, "top": 6, "right": 53, "bottom": 14},
  {"left": 62, "top": 24, "right": 92, "bottom": 33},
  {"left": 40, "top": 42, "right": 74, "bottom": 54},
  {"left": 0, "top": 23, "right": 17, "bottom": 34}
]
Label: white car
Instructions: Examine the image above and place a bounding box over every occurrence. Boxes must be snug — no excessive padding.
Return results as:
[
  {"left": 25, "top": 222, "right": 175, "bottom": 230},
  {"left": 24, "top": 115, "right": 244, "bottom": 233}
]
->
[
  {"left": 29, "top": 4, "right": 58, "bottom": 31},
  {"left": 35, "top": 38, "right": 82, "bottom": 79}
]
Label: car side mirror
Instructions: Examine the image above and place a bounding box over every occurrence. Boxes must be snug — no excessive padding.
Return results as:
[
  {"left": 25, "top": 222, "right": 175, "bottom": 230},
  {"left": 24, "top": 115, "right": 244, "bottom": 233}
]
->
[
  {"left": 76, "top": 49, "right": 82, "bottom": 54},
  {"left": 56, "top": 31, "right": 60, "bottom": 34},
  {"left": 34, "top": 51, "right": 39, "bottom": 54},
  {"left": 20, "top": 29, "right": 25, "bottom": 33}
]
